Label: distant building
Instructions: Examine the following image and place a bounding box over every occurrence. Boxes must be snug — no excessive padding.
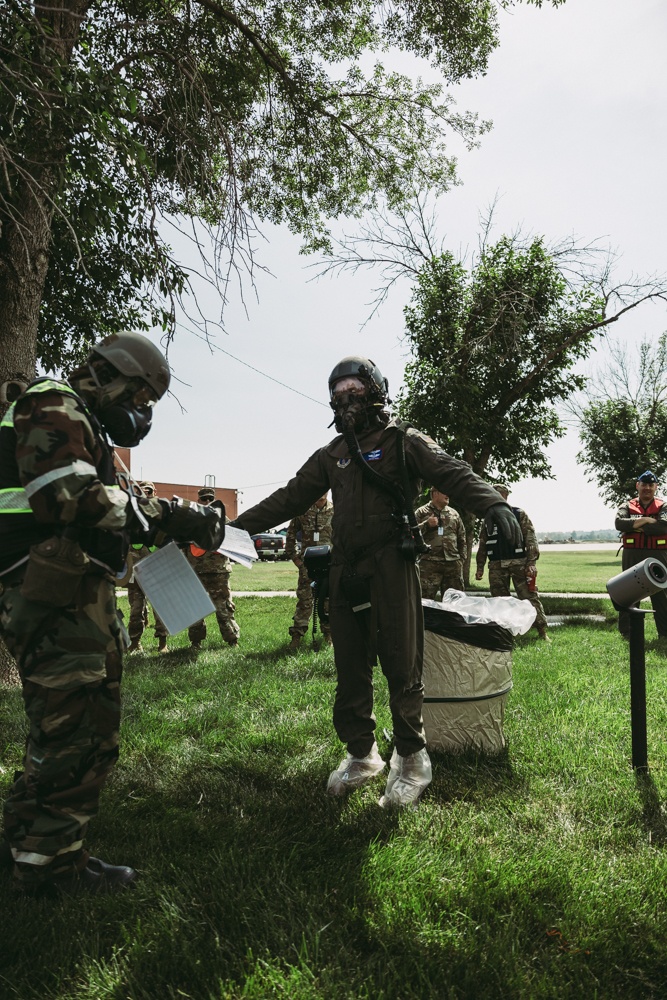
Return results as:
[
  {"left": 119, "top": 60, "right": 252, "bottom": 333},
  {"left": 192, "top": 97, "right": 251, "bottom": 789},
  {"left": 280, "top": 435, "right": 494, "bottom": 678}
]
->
[{"left": 112, "top": 449, "right": 238, "bottom": 519}]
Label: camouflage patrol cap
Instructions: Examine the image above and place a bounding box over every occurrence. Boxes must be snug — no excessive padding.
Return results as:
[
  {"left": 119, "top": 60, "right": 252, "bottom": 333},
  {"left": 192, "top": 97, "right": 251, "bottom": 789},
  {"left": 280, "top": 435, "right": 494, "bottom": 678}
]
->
[
  {"left": 198, "top": 487, "right": 216, "bottom": 501},
  {"left": 91, "top": 332, "right": 170, "bottom": 400},
  {"left": 139, "top": 480, "right": 156, "bottom": 494}
]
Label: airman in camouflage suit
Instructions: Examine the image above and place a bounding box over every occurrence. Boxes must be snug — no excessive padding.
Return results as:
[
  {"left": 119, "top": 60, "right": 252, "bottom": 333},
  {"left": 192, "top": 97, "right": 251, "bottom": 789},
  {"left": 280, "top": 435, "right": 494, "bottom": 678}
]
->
[
  {"left": 415, "top": 488, "right": 466, "bottom": 598},
  {"left": 0, "top": 332, "right": 224, "bottom": 894},
  {"left": 284, "top": 495, "right": 334, "bottom": 648},
  {"left": 126, "top": 481, "right": 169, "bottom": 653},
  {"left": 475, "top": 484, "right": 549, "bottom": 640},
  {"left": 186, "top": 487, "right": 240, "bottom": 650}
]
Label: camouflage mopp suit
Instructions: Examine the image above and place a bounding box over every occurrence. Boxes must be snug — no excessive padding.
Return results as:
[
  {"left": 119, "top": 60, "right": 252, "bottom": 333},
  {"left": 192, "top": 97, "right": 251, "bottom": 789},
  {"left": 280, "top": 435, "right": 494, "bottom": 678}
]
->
[
  {"left": 284, "top": 498, "right": 334, "bottom": 640},
  {"left": 0, "top": 378, "right": 132, "bottom": 888},
  {"left": 415, "top": 498, "right": 466, "bottom": 598}
]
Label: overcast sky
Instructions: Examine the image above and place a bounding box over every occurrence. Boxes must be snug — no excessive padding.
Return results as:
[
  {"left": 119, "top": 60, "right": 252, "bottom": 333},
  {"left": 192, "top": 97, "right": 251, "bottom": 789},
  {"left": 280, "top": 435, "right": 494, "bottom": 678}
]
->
[{"left": 131, "top": 0, "right": 667, "bottom": 532}]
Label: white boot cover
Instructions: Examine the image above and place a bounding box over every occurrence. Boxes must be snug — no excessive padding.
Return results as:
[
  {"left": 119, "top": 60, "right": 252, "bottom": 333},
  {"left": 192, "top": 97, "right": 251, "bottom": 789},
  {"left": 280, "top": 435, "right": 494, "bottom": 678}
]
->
[
  {"left": 326, "top": 743, "right": 386, "bottom": 797},
  {"left": 379, "top": 747, "right": 432, "bottom": 808}
]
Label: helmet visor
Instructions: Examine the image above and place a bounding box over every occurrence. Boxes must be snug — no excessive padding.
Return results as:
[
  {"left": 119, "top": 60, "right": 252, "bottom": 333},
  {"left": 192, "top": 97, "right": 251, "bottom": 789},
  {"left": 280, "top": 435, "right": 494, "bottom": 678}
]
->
[{"left": 331, "top": 376, "right": 365, "bottom": 397}]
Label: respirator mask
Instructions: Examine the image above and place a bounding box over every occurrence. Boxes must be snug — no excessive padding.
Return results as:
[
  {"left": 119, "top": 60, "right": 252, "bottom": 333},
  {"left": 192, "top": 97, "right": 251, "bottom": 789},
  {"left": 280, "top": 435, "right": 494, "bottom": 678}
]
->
[
  {"left": 330, "top": 376, "right": 369, "bottom": 433},
  {"left": 88, "top": 363, "right": 157, "bottom": 447}
]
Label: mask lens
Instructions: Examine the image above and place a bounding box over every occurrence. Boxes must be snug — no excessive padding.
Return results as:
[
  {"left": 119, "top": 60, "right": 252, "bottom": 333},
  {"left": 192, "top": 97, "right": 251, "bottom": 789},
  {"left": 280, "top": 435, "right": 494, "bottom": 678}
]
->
[
  {"left": 332, "top": 376, "right": 365, "bottom": 398},
  {"left": 133, "top": 384, "right": 157, "bottom": 409}
]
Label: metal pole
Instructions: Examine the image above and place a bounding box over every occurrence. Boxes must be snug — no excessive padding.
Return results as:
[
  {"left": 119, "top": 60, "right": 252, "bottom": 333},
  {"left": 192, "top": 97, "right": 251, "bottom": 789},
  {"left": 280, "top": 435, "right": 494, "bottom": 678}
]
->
[{"left": 629, "top": 607, "right": 648, "bottom": 772}]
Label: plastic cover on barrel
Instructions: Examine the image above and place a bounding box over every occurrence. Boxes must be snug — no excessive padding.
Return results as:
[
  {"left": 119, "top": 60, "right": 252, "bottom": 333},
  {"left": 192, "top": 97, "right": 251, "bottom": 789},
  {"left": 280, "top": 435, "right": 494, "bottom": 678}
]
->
[{"left": 422, "top": 592, "right": 534, "bottom": 753}]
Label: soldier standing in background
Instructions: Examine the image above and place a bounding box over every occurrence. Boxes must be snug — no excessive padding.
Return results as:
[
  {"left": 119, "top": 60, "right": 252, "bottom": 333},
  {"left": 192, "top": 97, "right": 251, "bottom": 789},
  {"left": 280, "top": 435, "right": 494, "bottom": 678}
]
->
[
  {"left": 475, "top": 483, "right": 550, "bottom": 641},
  {"left": 415, "top": 488, "right": 466, "bottom": 598},
  {"left": 284, "top": 494, "right": 334, "bottom": 649},
  {"left": 127, "top": 480, "right": 169, "bottom": 654},
  {"left": 187, "top": 486, "right": 240, "bottom": 651}
]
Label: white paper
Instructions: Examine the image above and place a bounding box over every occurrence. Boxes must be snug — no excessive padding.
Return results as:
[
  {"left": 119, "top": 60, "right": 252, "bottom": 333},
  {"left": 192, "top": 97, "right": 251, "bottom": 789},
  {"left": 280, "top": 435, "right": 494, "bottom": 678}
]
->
[
  {"left": 133, "top": 542, "right": 216, "bottom": 635},
  {"left": 218, "top": 525, "right": 259, "bottom": 569}
]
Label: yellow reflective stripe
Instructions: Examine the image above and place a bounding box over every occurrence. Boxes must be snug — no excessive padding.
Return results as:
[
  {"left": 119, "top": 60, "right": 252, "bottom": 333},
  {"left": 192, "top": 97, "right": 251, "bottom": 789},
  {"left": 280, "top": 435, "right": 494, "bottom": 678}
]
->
[
  {"left": 25, "top": 379, "right": 78, "bottom": 398},
  {"left": 0, "top": 402, "right": 16, "bottom": 429},
  {"left": 0, "top": 488, "right": 31, "bottom": 512}
]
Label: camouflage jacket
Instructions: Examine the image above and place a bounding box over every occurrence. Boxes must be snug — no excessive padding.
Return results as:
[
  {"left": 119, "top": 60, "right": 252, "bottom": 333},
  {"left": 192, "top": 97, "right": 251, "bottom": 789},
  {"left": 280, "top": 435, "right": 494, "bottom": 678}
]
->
[
  {"left": 0, "top": 378, "right": 132, "bottom": 574},
  {"left": 415, "top": 501, "right": 466, "bottom": 563},
  {"left": 185, "top": 544, "right": 231, "bottom": 576},
  {"left": 476, "top": 507, "right": 539, "bottom": 569},
  {"left": 284, "top": 500, "right": 334, "bottom": 559}
]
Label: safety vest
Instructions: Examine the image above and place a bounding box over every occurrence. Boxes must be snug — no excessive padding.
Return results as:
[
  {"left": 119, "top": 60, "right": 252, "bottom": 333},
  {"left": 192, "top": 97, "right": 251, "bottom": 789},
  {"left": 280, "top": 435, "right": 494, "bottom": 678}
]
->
[
  {"left": 621, "top": 497, "right": 667, "bottom": 551},
  {"left": 0, "top": 378, "right": 124, "bottom": 575},
  {"left": 485, "top": 507, "right": 526, "bottom": 562}
]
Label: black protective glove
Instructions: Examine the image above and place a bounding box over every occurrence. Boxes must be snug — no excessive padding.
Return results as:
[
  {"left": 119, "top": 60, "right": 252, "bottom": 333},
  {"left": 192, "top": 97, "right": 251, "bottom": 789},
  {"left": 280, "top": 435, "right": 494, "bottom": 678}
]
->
[
  {"left": 484, "top": 502, "right": 523, "bottom": 550},
  {"left": 158, "top": 497, "right": 225, "bottom": 551}
]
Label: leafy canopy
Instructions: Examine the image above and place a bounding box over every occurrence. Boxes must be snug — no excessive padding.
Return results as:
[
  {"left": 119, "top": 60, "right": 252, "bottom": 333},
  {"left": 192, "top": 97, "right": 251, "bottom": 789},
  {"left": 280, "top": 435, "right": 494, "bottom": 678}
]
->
[
  {"left": 577, "top": 334, "right": 667, "bottom": 506},
  {"left": 397, "top": 235, "right": 604, "bottom": 482},
  {"left": 0, "top": 0, "right": 554, "bottom": 370}
]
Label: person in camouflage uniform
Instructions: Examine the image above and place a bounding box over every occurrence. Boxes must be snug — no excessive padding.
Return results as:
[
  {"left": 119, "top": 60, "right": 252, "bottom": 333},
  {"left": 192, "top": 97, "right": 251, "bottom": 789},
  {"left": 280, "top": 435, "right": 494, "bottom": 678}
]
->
[
  {"left": 415, "top": 487, "right": 466, "bottom": 599},
  {"left": 0, "top": 332, "right": 224, "bottom": 894},
  {"left": 284, "top": 494, "right": 334, "bottom": 649},
  {"left": 475, "top": 483, "right": 550, "bottom": 641},
  {"left": 126, "top": 481, "right": 169, "bottom": 653},
  {"left": 186, "top": 487, "right": 240, "bottom": 651}
]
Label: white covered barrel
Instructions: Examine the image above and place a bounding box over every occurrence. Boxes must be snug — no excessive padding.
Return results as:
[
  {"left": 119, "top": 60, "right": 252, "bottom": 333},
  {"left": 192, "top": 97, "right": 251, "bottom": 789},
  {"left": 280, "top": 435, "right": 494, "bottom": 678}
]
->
[{"left": 422, "top": 601, "right": 514, "bottom": 753}]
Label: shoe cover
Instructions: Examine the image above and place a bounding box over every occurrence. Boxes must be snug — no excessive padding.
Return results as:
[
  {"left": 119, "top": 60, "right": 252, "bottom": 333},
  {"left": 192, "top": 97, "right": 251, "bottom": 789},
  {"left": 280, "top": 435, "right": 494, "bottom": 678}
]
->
[
  {"left": 326, "top": 743, "right": 385, "bottom": 797},
  {"left": 379, "top": 747, "right": 432, "bottom": 808}
]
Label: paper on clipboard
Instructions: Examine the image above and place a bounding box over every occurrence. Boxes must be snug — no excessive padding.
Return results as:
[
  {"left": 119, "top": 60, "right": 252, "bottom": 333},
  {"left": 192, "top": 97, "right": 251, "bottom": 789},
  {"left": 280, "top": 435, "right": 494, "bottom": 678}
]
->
[
  {"left": 133, "top": 542, "right": 215, "bottom": 635},
  {"left": 218, "top": 525, "right": 258, "bottom": 569}
]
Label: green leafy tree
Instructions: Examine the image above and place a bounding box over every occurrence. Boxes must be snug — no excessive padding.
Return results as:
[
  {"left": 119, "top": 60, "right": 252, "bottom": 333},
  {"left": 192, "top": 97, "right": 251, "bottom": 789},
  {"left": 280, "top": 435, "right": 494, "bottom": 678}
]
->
[
  {"left": 0, "top": 0, "right": 563, "bottom": 392},
  {"left": 397, "top": 236, "right": 607, "bottom": 577},
  {"left": 320, "top": 203, "right": 667, "bottom": 580},
  {"left": 577, "top": 335, "right": 667, "bottom": 507}
]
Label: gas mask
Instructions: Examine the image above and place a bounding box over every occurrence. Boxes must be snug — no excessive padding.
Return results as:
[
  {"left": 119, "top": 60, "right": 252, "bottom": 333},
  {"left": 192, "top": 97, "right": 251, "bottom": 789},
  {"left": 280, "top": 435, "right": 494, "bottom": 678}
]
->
[
  {"left": 330, "top": 376, "right": 371, "bottom": 433},
  {"left": 86, "top": 363, "right": 156, "bottom": 447}
]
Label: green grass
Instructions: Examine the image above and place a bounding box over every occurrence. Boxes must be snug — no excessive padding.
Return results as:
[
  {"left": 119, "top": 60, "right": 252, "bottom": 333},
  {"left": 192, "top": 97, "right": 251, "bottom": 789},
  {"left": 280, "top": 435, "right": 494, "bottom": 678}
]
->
[
  {"left": 470, "top": 549, "right": 621, "bottom": 595},
  {"left": 234, "top": 550, "right": 622, "bottom": 595},
  {"left": 230, "top": 559, "right": 299, "bottom": 591},
  {"left": 3, "top": 595, "right": 667, "bottom": 998}
]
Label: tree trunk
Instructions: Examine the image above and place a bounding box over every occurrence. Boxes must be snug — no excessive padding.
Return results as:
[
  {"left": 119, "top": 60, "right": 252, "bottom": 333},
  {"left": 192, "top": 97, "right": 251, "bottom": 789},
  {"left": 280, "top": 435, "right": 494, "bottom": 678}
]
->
[
  {"left": 462, "top": 510, "right": 478, "bottom": 589},
  {"left": 0, "top": 1, "right": 89, "bottom": 685}
]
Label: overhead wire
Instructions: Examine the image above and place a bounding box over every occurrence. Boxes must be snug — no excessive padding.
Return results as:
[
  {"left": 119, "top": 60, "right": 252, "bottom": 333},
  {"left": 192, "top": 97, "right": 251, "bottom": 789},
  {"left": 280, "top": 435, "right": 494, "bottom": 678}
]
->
[{"left": 177, "top": 322, "right": 329, "bottom": 408}]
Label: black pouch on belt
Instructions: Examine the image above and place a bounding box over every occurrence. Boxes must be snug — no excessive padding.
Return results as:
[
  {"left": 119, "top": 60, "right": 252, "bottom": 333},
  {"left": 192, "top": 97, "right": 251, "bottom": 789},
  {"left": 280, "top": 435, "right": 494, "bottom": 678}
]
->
[
  {"left": 340, "top": 574, "right": 372, "bottom": 614},
  {"left": 20, "top": 535, "right": 89, "bottom": 606}
]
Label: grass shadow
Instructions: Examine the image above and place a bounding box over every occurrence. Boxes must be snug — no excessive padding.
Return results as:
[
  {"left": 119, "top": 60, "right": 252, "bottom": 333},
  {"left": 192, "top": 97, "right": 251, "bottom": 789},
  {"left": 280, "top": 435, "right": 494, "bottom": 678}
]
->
[{"left": 636, "top": 770, "right": 667, "bottom": 846}]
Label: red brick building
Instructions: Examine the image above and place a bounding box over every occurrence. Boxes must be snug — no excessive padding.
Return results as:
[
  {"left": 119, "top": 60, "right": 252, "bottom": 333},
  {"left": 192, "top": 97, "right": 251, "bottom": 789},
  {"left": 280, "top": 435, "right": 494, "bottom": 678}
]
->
[{"left": 112, "top": 448, "right": 238, "bottom": 519}]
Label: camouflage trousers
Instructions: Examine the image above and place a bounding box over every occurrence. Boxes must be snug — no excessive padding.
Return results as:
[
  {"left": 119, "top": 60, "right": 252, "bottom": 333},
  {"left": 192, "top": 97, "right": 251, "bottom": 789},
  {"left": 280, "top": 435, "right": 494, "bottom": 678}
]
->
[
  {"left": 488, "top": 561, "right": 547, "bottom": 631},
  {"left": 127, "top": 580, "right": 167, "bottom": 640},
  {"left": 188, "top": 571, "right": 240, "bottom": 646},
  {"left": 0, "top": 572, "right": 123, "bottom": 883},
  {"left": 289, "top": 565, "right": 331, "bottom": 639},
  {"left": 419, "top": 559, "right": 465, "bottom": 600}
]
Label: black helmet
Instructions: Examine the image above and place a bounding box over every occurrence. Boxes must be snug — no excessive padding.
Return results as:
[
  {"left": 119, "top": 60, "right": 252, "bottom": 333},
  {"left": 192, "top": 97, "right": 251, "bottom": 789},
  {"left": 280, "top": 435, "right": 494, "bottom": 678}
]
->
[
  {"left": 91, "top": 331, "right": 170, "bottom": 400},
  {"left": 328, "top": 356, "right": 388, "bottom": 405}
]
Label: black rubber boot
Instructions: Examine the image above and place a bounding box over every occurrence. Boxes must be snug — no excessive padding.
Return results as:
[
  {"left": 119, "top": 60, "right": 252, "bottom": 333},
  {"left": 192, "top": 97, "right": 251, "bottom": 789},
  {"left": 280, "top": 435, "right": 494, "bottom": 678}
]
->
[{"left": 15, "top": 856, "right": 137, "bottom": 897}]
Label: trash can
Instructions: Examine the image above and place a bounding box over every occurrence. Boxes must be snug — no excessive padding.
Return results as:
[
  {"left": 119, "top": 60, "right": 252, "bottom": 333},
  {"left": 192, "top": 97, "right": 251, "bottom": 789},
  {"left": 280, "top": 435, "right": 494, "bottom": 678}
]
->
[{"left": 422, "top": 591, "right": 536, "bottom": 753}]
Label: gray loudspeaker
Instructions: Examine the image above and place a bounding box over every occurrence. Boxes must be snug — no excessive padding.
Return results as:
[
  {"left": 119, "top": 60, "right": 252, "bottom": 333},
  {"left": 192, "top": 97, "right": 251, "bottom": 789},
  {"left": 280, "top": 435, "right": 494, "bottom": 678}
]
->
[{"left": 606, "top": 557, "right": 667, "bottom": 609}]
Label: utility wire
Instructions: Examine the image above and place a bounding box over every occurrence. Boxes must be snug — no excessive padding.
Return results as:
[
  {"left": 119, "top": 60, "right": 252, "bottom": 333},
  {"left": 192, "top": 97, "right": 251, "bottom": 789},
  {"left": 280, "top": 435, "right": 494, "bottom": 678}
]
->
[
  {"left": 237, "top": 479, "right": 287, "bottom": 490},
  {"left": 179, "top": 322, "right": 329, "bottom": 408}
]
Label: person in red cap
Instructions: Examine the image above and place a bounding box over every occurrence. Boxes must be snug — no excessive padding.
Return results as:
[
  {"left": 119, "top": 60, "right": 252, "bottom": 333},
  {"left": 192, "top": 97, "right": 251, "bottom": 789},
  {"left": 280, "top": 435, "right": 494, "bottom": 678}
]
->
[{"left": 615, "top": 470, "right": 667, "bottom": 639}]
